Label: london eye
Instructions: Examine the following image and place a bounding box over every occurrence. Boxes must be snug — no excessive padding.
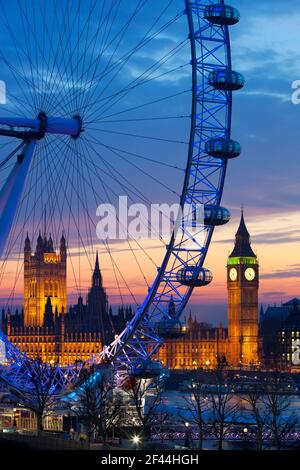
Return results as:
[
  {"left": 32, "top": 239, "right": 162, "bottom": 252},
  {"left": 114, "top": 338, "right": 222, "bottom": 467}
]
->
[{"left": 0, "top": 0, "right": 243, "bottom": 390}]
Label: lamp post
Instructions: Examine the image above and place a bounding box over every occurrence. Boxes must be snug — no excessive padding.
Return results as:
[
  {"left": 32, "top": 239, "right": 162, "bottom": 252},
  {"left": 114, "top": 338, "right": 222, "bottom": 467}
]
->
[
  {"left": 242, "top": 427, "right": 248, "bottom": 450},
  {"left": 12, "top": 408, "right": 17, "bottom": 432},
  {"left": 184, "top": 422, "right": 192, "bottom": 449}
]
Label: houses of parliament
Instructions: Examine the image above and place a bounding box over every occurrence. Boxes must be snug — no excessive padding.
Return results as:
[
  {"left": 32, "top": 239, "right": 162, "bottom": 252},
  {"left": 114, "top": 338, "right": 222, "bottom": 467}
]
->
[
  {"left": 1, "top": 212, "right": 261, "bottom": 368},
  {"left": 1, "top": 232, "right": 132, "bottom": 365}
]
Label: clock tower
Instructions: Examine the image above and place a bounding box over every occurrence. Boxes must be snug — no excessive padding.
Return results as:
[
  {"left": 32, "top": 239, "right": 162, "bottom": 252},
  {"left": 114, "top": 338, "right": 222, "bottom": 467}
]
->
[{"left": 227, "top": 210, "right": 259, "bottom": 367}]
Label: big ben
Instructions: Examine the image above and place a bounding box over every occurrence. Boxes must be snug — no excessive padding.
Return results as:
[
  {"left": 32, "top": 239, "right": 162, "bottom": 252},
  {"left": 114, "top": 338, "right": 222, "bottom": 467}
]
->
[{"left": 227, "top": 210, "right": 259, "bottom": 367}]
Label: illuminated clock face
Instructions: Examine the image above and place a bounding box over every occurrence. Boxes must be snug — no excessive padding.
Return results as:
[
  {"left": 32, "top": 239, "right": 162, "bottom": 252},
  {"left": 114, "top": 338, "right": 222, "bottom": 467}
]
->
[
  {"left": 245, "top": 267, "right": 255, "bottom": 281},
  {"left": 229, "top": 268, "right": 238, "bottom": 281}
]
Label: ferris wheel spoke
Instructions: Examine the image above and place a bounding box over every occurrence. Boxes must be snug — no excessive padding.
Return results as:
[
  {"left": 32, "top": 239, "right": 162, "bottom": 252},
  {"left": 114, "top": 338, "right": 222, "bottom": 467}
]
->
[
  {"left": 75, "top": 155, "right": 153, "bottom": 297},
  {"left": 16, "top": 0, "right": 45, "bottom": 111},
  {"left": 46, "top": 137, "right": 145, "bottom": 306},
  {"left": 84, "top": 40, "right": 188, "bottom": 124},
  {"left": 82, "top": 39, "right": 189, "bottom": 121},
  {"left": 0, "top": 2, "right": 40, "bottom": 111},
  {"left": 86, "top": 127, "right": 188, "bottom": 146},
  {"left": 42, "top": 138, "right": 97, "bottom": 297},
  {"left": 80, "top": 135, "right": 177, "bottom": 212},
  {"left": 0, "top": 54, "right": 36, "bottom": 115},
  {"left": 83, "top": 131, "right": 182, "bottom": 197},
  {"left": 49, "top": 0, "right": 148, "bottom": 117},
  {"left": 86, "top": 134, "right": 184, "bottom": 171},
  {"left": 76, "top": 0, "right": 146, "bottom": 114},
  {"left": 51, "top": 4, "right": 185, "bottom": 121},
  {"left": 39, "top": 1, "right": 82, "bottom": 114},
  {"left": 54, "top": 0, "right": 147, "bottom": 117},
  {"left": 81, "top": 12, "right": 185, "bottom": 120},
  {"left": 0, "top": 139, "right": 66, "bottom": 265},
  {"left": 0, "top": 142, "right": 63, "bottom": 291},
  {"left": 71, "top": 136, "right": 162, "bottom": 269},
  {"left": 86, "top": 89, "right": 190, "bottom": 123},
  {"left": 79, "top": 136, "right": 168, "bottom": 253},
  {"left": 42, "top": 0, "right": 101, "bottom": 115}
]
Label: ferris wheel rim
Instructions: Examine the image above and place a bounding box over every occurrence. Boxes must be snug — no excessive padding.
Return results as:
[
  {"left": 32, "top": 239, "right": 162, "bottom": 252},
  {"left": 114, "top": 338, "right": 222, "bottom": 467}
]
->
[{"left": 0, "top": 0, "right": 243, "bottom": 384}]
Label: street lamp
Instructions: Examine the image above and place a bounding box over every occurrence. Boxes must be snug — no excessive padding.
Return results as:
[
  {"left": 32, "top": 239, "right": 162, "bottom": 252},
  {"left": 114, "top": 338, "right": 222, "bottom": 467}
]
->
[{"left": 132, "top": 435, "right": 141, "bottom": 450}]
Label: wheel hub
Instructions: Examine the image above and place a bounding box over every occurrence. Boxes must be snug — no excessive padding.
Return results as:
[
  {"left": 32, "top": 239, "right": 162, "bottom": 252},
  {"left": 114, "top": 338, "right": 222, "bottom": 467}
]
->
[{"left": 0, "top": 113, "right": 83, "bottom": 140}]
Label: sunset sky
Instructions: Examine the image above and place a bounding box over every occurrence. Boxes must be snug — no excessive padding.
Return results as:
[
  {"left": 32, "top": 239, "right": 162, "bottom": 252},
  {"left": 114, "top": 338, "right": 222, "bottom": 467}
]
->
[{"left": 0, "top": 0, "right": 299, "bottom": 326}]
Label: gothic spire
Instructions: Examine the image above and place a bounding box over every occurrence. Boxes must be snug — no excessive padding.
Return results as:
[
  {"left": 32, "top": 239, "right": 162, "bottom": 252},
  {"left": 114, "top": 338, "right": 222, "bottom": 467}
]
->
[
  {"left": 60, "top": 232, "right": 67, "bottom": 261},
  {"left": 24, "top": 232, "right": 31, "bottom": 253},
  {"left": 92, "top": 251, "right": 102, "bottom": 287},
  {"left": 95, "top": 251, "right": 100, "bottom": 271},
  {"left": 48, "top": 233, "right": 54, "bottom": 252},
  {"left": 229, "top": 209, "right": 256, "bottom": 258}
]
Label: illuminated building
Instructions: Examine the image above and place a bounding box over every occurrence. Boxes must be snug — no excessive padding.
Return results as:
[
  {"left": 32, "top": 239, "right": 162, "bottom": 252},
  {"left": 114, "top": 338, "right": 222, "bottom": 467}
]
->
[
  {"left": 226, "top": 210, "right": 259, "bottom": 366},
  {"left": 158, "top": 315, "right": 228, "bottom": 369},
  {"left": 260, "top": 298, "right": 300, "bottom": 370},
  {"left": 24, "top": 232, "right": 67, "bottom": 326},
  {"left": 279, "top": 299, "right": 300, "bottom": 370},
  {"left": 1, "top": 234, "right": 133, "bottom": 365},
  {"left": 158, "top": 211, "right": 260, "bottom": 369}
]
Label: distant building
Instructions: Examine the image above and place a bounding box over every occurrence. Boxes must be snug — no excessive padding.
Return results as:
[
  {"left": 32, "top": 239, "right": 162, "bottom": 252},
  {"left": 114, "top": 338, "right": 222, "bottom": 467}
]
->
[
  {"left": 280, "top": 299, "right": 300, "bottom": 370},
  {"left": 260, "top": 303, "right": 289, "bottom": 368},
  {"left": 1, "top": 233, "right": 133, "bottom": 365},
  {"left": 158, "top": 313, "right": 227, "bottom": 369},
  {"left": 260, "top": 298, "right": 300, "bottom": 370}
]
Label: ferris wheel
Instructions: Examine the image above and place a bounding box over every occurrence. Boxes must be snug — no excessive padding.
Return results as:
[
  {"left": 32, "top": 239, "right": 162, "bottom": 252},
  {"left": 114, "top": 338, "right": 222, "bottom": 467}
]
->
[{"left": 0, "top": 0, "right": 243, "bottom": 386}]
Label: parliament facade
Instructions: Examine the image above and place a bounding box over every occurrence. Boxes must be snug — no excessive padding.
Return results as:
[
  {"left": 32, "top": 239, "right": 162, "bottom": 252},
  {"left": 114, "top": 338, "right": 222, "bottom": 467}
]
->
[{"left": 1, "top": 233, "right": 132, "bottom": 365}]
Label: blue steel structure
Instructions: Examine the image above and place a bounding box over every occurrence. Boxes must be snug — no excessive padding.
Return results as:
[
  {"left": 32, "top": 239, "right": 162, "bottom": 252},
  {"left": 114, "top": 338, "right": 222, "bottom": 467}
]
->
[
  {"left": 102, "top": 0, "right": 244, "bottom": 380},
  {"left": 0, "top": 331, "right": 79, "bottom": 392},
  {"left": 0, "top": 1, "right": 243, "bottom": 391}
]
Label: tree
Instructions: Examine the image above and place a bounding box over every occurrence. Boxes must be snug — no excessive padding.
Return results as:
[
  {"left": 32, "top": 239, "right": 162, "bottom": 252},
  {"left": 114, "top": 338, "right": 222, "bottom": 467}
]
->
[
  {"left": 67, "top": 368, "right": 123, "bottom": 445},
  {"left": 262, "top": 373, "right": 298, "bottom": 450},
  {"left": 8, "top": 358, "right": 58, "bottom": 434},
  {"left": 206, "top": 369, "right": 240, "bottom": 450},
  {"left": 243, "top": 392, "right": 267, "bottom": 450},
  {"left": 96, "top": 372, "right": 124, "bottom": 444},
  {"left": 181, "top": 380, "right": 209, "bottom": 450},
  {"left": 124, "top": 378, "right": 167, "bottom": 445}
]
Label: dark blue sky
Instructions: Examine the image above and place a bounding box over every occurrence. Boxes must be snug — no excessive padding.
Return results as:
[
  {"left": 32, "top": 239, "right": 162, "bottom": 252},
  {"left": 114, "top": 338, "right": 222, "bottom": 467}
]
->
[{"left": 225, "top": 0, "right": 300, "bottom": 215}]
